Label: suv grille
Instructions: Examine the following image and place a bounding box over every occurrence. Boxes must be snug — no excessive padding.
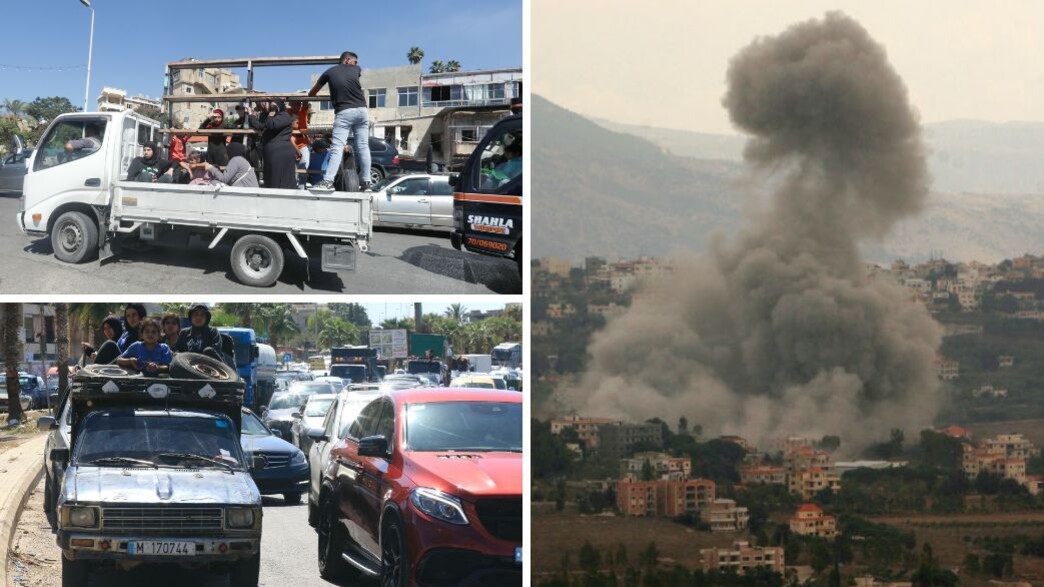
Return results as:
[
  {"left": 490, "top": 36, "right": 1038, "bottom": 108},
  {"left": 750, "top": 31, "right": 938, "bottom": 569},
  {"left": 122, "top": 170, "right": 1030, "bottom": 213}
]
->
[
  {"left": 256, "top": 451, "right": 289, "bottom": 468},
  {"left": 102, "top": 507, "right": 224, "bottom": 535},
  {"left": 474, "top": 499, "right": 521, "bottom": 543}
]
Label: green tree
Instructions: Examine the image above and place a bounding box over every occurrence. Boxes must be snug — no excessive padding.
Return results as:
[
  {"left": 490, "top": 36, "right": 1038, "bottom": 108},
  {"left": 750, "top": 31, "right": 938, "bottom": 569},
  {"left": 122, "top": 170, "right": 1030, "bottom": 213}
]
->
[
  {"left": 24, "top": 96, "right": 80, "bottom": 124},
  {"left": 445, "top": 60, "right": 461, "bottom": 72},
  {"left": 444, "top": 303, "right": 468, "bottom": 324},
  {"left": 1, "top": 99, "right": 28, "bottom": 117},
  {"left": 639, "top": 542, "right": 658, "bottom": 569},
  {"left": 2, "top": 304, "right": 25, "bottom": 422},
  {"left": 0, "top": 117, "right": 23, "bottom": 157},
  {"left": 810, "top": 539, "right": 832, "bottom": 574},
  {"left": 578, "top": 541, "right": 601, "bottom": 573},
  {"left": 317, "top": 318, "right": 360, "bottom": 349},
  {"left": 328, "top": 303, "right": 371, "bottom": 329},
  {"left": 963, "top": 553, "right": 980, "bottom": 575},
  {"left": 217, "top": 303, "right": 255, "bottom": 328},
  {"left": 641, "top": 458, "right": 655, "bottom": 481},
  {"left": 256, "top": 304, "right": 300, "bottom": 348},
  {"left": 69, "top": 303, "right": 123, "bottom": 347},
  {"left": 429, "top": 60, "right": 445, "bottom": 73},
  {"left": 407, "top": 46, "right": 424, "bottom": 65}
]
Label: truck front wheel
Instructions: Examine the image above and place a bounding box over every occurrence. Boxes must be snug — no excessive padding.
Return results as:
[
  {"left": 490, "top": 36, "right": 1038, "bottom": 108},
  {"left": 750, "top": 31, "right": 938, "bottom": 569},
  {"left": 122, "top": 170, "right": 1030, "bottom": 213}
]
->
[
  {"left": 230, "top": 234, "right": 285, "bottom": 287},
  {"left": 61, "top": 553, "right": 89, "bottom": 587},
  {"left": 51, "top": 212, "right": 98, "bottom": 264},
  {"left": 229, "top": 550, "right": 261, "bottom": 587}
]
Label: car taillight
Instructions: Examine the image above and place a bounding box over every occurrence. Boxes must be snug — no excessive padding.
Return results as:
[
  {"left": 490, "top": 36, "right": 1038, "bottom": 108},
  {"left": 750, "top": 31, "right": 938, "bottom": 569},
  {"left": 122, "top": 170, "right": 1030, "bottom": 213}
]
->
[{"left": 392, "top": 156, "right": 400, "bottom": 165}]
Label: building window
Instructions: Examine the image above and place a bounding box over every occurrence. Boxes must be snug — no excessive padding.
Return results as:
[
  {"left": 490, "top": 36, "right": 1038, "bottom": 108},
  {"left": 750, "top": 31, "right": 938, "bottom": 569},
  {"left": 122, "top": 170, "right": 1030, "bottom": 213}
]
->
[
  {"left": 488, "top": 83, "right": 505, "bottom": 101},
  {"left": 397, "top": 86, "right": 418, "bottom": 107},
  {"left": 460, "top": 128, "right": 478, "bottom": 143},
  {"left": 426, "top": 85, "right": 462, "bottom": 104},
  {"left": 319, "top": 100, "right": 333, "bottom": 111},
  {"left": 182, "top": 85, "right": 193, "bottom": 94},
  {"left": 368, "top": 88, "right": 386, "bottom": 108},
  {"left": 430, "top": 133, "right": 443, "bottom": 154},
  {"left": 510, "top": 81, "right": 522, "bottom": 98}
]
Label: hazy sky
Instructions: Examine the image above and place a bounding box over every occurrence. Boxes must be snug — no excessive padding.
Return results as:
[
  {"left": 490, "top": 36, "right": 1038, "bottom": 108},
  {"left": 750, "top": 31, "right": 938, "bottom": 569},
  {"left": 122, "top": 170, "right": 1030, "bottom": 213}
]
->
[{"left": 534, "top": 0, "right": 1044, "bottom": 134}]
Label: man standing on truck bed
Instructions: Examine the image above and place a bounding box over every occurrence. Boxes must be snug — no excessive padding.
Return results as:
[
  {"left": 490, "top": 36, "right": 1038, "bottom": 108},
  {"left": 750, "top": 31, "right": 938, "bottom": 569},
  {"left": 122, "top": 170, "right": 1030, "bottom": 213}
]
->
[{"left": 307, "top": 50, "right": 370, "bottom": 191}]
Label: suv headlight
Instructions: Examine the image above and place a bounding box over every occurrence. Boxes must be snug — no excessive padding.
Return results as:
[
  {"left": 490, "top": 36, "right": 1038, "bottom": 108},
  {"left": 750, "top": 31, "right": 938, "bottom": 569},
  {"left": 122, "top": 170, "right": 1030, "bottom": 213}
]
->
[
  {"left": 226, "top": 507, "right": 255, "bottom": 529},
  {"left": 64, "top": 506, "right": 99, "bottom": 529},
  {"left": 291, "top": 450, "right": 306, "bottom": 466},
  {"left": 410, "top": 488, "right": 468, "bottom": 525}
]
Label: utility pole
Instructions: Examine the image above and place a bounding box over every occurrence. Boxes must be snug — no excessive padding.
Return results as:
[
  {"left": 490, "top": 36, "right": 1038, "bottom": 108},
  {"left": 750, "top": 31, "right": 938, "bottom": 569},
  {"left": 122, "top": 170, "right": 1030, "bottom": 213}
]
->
[
  {"left": 80, "top": 0, "right": 95, "bottom": 111},
  {"left": 414, "top": 303, "right": 423, "bottom": 333}
]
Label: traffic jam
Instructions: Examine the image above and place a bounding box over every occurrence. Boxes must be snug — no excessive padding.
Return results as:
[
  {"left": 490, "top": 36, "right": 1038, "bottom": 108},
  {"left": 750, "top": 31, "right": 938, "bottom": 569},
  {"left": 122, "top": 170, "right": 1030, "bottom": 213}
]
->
[{"left": 27, "top": 304, "right": 522, "bottom": 586}]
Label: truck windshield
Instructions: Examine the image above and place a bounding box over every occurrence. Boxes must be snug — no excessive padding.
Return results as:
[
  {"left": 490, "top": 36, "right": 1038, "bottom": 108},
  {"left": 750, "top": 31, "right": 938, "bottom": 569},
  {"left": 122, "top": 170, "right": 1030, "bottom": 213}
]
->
[
  {"left": 73, "top": 410, "right": 243, "bottom": 470},
  {"left": 405, "top": 402, "right": 521, "bottom": 452},
  {"left": 406, "top": 361, "right": 440, "bottom": 374},
  {"left": 33, "top": 117, "right": 108, "bottom": 173},
  {"left": 491, "top": 349, "right": 514, "bottom": 362},
  {"left": 232, "top": 339, "right": 253, "bottom": 368},
  {"left": 330, "top": 365, "right": 367, "bottom": 382}
]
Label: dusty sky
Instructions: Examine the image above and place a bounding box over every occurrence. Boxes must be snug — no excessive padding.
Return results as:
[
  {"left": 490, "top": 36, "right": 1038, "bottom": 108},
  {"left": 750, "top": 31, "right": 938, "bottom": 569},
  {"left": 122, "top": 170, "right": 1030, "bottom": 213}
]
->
[{"left": 533, "top": 0, "right": 1044, "bottom": 134}]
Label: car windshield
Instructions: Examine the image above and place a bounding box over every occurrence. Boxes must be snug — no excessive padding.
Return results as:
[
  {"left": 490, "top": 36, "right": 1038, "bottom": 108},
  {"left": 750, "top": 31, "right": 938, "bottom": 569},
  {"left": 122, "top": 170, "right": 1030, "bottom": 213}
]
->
[
  {"left": 289, "top": 382, "right": 335, "bottom": 394},
  {"left": 269, "top": 393, "right": 307, "bottom": 410},
  {"left": 406, "top": 361, "right": 440, "bottom": 374},
  {"left": 456, "top": 381, "right": 495, "bottom": 389},
  {"left": 304, "top": 398, "right": 334, "bottom": 417},
  {"left": 241, "top": 411, "right": 269, "bottom": 436},
  {"left": 405, "top": 401, "right": 521, "bottom": 452},
  {"left": 74, "top": 410, "right": 244, "bottom": 469},
  {"left": 330, "top": 365, "right": 367, "bottom": 382}
]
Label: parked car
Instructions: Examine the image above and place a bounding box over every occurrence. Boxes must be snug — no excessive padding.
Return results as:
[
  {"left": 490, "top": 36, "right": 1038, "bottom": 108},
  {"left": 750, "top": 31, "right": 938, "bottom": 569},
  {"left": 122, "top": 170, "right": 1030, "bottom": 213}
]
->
[
  {"left": 306, "top": 389, "right": 385, "bottom": 527},
  {"left": 0, "top": 148, "right": 32, "bottom": 194},
  {"left": 240, "top": 408, "right": 309, "bottom": 504},
  {"left": 0, "top": 385, "right": 33, "bottom": 413},
  {"left": 312, "top": 388, "right": 522, "bottom": 585},
  {"left": 290, "top": 393, "right": 337, "bottom": 456},
  {"left": 371, "top": 173, "right": 454, "bottom": 230},
  {"left": 368, "top": 136, "right": 402, "bottom": 185},
  {"left": 378, "top": 374, "right": 425, "bottom": 392},
  {"left": 449, "top": 373, "right": 508, "bottom": 390}
]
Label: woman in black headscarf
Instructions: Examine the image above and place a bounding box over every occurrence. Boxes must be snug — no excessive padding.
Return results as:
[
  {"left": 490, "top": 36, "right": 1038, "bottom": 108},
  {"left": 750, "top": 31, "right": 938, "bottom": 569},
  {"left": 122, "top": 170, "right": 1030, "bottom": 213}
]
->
[
  {"left": 126, "top": 142, "right": 170, "bottom": 182},
  {"left": 258, "top": 98, "right": 298, "bottom": 190},
  {"left": 80, "top": 315, "right": 124, "bottom": 366}
]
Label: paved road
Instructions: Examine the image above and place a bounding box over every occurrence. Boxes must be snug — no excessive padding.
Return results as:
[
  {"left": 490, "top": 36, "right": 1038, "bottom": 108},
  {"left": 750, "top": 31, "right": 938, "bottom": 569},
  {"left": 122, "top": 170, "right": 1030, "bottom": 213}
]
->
[
  {"left": 9, "top": 481, "right": 376, "bottom": 586},
  {"left": 0, "top": 195, "right": 520, "bottom": 294}
]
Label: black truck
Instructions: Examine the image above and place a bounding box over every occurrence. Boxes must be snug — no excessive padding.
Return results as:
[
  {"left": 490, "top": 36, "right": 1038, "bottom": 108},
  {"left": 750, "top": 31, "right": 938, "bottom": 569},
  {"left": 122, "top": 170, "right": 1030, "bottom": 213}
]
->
[
  {"left": 329, "top": 346, "right": 379, "bottom": 383},
  {"left": 451, "top": 105, "right": 523, "bottom": 274}
]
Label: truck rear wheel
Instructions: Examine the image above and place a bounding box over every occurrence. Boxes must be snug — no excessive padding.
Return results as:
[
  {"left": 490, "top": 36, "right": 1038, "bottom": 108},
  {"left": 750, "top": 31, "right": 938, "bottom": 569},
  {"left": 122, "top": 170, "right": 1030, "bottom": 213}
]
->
[
  {"left": 61, "top": 553, "right": 88, "bottom": 587},
  {"left": 51, "top": 211, "right": 98, "bottom": 264},
  {"left": 230, "top": 234, "right": 284, "bottom": 287}
]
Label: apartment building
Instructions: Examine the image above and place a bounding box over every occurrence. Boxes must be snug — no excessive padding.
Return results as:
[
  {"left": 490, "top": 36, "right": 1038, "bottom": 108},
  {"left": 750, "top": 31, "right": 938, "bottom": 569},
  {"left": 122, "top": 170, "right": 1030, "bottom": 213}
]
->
[
  {"left": 97, "top": 86, "right": 161, "bottom": 113},
  {"left": 933, "top": 355, "right": 960, "bottom": 381},
  {"left": 986, "top": 434, "right": 1041, "bottom": 460},
  {"left": 700, "top": 499, "right": 749, "bottom": 532},
  {"left": 616, "top": 477, "right": 715, "bottom": 517},
  {"left": 549, "top": 416, "right": 617, "bottom": 449},
  {"left": 739, "top": 465, "right": 787, "bottom": 486},
  {"left": 789, "top": 504, "right": 837, "bottom": 538},
  {"left": 620, "top": 452, "right": 692, "bottom": 480},
  {"left": 598, "top": 422, "right": 664, "bottom": 460},
  {"left": 700, "top": 541, "right": 784, "bottom": 574}
]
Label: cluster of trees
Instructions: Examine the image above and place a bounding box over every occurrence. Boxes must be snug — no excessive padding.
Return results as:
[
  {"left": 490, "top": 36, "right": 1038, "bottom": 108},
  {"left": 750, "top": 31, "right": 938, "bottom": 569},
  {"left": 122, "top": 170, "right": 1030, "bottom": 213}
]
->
[
  {"left": 1, "top": 303, "right": 70, "bottom": 423},
  {"left": 1, "top": 96, "right": 81, "bottom": 152}
]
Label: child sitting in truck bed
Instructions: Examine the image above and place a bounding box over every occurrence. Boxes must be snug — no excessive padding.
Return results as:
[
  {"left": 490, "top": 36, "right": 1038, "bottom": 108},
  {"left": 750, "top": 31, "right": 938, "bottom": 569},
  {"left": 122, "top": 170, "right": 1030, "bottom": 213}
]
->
[{"left": 117, "top": 318, "right": 172, "bottom": 376}]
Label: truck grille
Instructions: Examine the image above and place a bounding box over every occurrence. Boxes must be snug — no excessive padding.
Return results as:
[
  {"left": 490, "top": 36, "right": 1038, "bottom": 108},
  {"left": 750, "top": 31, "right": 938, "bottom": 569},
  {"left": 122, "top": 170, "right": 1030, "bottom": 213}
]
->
[
  {"left": 256, "top": 451, "right": 289, "bottom": 468},
  {"left": 474, "top": 499, "right": 521, "bottom": 543},
  {"left": 102, "top": 507, "right": 224, "bottom": 535}
]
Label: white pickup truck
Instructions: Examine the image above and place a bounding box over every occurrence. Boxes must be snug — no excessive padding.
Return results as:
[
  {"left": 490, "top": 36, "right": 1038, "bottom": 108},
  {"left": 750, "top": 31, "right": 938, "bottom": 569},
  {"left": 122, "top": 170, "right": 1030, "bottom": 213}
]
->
[{"left": 16, "top": 109, "right": 371, "bottom": 287}]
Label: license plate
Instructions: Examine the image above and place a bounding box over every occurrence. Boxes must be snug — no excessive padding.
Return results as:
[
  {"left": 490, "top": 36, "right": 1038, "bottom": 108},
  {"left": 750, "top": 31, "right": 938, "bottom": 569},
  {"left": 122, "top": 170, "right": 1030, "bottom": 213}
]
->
[
  {"left": 128, "top": 541, "right": 195, "bottom": 556},
  {"left": 515, "top": 546, "right": 522, "bottom": 564}
]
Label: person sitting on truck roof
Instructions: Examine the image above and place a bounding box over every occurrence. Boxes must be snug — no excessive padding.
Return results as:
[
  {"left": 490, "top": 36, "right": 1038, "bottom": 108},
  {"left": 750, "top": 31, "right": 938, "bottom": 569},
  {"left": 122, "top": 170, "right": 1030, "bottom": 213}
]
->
[
  {"left": 199, "top": 108, "right": 230, "bottom": 166},
  {"left": 161, "top": 312, "right": 181, "bottom": 349},
  {"left": 126, "top": 142, "right": 172, "bottom": 183},
  {"left": 81, "top": 315, "right": 124, "bottom": 367},
  {"left": 204, "top": 142, "right": 258, "bottom": 188},
  {"left": 175, "top": 304, "right": 225, "bottom": 361},
  {"left": 116, "top": 304, "right": 147, "bottom": 353},
  {"left": 117, "top": 318, "right": 172, "bottom": 376}
]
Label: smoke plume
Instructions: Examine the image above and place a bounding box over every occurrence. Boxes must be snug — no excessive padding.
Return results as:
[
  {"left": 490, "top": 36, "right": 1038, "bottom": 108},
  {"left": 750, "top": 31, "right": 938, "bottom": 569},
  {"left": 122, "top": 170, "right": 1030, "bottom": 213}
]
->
[{"left": 568, "top": 13, "right": 942, "bottom": 452}]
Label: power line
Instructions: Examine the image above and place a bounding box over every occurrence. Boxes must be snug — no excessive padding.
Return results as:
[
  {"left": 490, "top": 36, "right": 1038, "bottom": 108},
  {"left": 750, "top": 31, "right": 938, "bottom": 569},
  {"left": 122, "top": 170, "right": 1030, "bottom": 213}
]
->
[{"left": 0, "top": 64, "right": 87, "bottom": 72}]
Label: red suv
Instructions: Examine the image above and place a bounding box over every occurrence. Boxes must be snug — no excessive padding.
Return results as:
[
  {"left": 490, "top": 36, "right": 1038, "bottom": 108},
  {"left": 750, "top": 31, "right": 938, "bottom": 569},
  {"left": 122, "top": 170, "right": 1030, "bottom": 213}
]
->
[{"left": 312, "top": 388, "right": 522, "bottom": 586}]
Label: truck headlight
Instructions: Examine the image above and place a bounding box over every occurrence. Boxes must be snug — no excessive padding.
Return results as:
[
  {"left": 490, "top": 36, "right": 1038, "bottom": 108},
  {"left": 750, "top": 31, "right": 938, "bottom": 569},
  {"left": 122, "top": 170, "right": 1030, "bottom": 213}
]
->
[
  {"left": 226, "top": 507, "right": 255, "bottom": 529},
  {"left": 410, "top": 488, "right": 468, "bottom": 525},
  {"left": 65, "top": 506, "right": 99, "bottom": 529},
  {"left": 291, "top": 450, "right": 306, "bottom": 466}
]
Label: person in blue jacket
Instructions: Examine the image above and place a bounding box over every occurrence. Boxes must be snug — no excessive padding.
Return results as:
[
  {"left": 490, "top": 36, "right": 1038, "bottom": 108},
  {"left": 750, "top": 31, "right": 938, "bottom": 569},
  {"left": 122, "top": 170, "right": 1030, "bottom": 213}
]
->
[{"left": 117, "top": 319, "right": 172, "bottom": 375}]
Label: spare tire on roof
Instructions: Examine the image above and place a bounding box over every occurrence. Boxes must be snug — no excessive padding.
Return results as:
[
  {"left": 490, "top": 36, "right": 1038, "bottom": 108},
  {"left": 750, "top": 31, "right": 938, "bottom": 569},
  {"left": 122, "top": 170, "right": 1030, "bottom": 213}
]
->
[
  {"left": 170, "top": 353, "right": 240, "bottom": 382},
  {"left": 76, "top": 364, "right": 141, "bottom": 379}
]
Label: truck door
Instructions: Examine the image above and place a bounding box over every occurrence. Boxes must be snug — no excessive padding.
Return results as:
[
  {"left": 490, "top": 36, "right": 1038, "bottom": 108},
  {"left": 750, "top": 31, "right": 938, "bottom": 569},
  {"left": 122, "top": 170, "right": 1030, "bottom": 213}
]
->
[
  {"left": 356, "top": 398, "right": 394, "bottom": 559},
  {"left": 24, "top": 116, "right": 112, "bottom": 229},
  {"left": 454, "top": 116, "right": 523, "bottom": 258}
]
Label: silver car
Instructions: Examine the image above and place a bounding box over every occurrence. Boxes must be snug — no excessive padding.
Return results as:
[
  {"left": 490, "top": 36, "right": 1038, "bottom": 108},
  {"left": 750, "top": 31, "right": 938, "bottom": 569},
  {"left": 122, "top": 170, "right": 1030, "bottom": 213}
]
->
[
  {"left": 372, "top": 173, "right": 453, "bottom": 230},
  {"left": 0, "top": 149, "right": 32, "bottom": 194}
]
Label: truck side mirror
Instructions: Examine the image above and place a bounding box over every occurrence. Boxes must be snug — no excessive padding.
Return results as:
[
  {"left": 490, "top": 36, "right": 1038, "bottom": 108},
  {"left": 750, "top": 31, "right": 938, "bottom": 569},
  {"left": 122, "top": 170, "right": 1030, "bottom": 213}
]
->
[
  {"left": 37, "top": 416, "right": 57, "bottom": 431},
  {"left": 50, "top": 447, "right": 69, "bottom": 463}
]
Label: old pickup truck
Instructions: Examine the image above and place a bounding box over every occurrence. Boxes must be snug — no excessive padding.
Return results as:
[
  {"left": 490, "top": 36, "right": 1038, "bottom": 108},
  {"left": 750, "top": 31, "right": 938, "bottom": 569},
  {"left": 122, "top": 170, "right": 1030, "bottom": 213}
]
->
[
  {"left": 17, "top": 109, "right": 371, "bottom": 287},
  {"left": 38, "top": 355, "right": 264, "bottom": 586}
]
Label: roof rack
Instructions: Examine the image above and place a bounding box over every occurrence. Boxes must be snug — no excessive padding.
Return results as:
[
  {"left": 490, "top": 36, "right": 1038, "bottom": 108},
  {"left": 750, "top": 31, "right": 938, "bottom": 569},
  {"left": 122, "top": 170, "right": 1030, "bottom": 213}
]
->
[{"left": 69, "top": 374, "right": 245, "bottom": 430}]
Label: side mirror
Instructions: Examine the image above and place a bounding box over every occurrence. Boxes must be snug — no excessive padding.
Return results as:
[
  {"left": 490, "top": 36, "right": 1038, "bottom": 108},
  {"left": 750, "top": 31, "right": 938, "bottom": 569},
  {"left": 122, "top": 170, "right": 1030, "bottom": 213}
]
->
[
  {"left": 292, "top": 412, "right": 303, "bottom": 419},
  {"left": 250, "top": 455, "right": 268, "bottom": 471},
  {"left": 37, "top": 416, "right": 57, "bottom": 431},
  {"left": 50, "top": 447, "right": 69, "bottom": 463},
  {"left": 307, "top": 427, "right": 328, "bottom": 442},
  {"left": 271, "top": 429, "right": 284, "bottom": 440},
  {"left": 358, "top": 435, "right": 389, "bottom": 458}
]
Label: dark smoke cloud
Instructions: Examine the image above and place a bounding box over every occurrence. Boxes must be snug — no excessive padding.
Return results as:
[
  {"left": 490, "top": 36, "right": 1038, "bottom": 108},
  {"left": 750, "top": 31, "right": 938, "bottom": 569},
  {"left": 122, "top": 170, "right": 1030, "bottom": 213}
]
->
[{"left": 567, "top": 12, "right": 942, "bottom": 452}]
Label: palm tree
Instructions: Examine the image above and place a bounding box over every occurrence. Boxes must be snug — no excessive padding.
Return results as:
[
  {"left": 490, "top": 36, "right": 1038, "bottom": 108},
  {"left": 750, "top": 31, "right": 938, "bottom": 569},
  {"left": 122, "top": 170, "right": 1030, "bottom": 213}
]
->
[
  {"left": 429, "top": 60, "right": 445, "bottom": 74},
  {"left": 2, "top": 304, "right": 25, "bottom": 422},
  {"left": 218, "top": 303, "right": 255, "bottom": 328},
  {"left": 444, "top": 303, "right": 468, "bottom": 324},
  {"left": 445, "top": 60, "right": 461, "bottom": 73},
  {"left": 69, "top": 303, "right": 123, "bottom": 347},
  {"left": 257, "top": 304, "right": 300, "bottom": 349},
  {"left": 407, "top": 47, "right": 425, "bottom": 65},
  {"left": 379, "top": 318, "right": 413, "bottom": 330},
  {"left": 161, "top": 302, "right": 192, "bottom": 317},
  {"left": 317, "top": 318, "right": 359, "bottom": 349},
  {"left": 1, "top": 99, "right": 26, "bottom": 118},
  {"left": 54, "top": 303, "right": 69, "bottom": 395}
]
